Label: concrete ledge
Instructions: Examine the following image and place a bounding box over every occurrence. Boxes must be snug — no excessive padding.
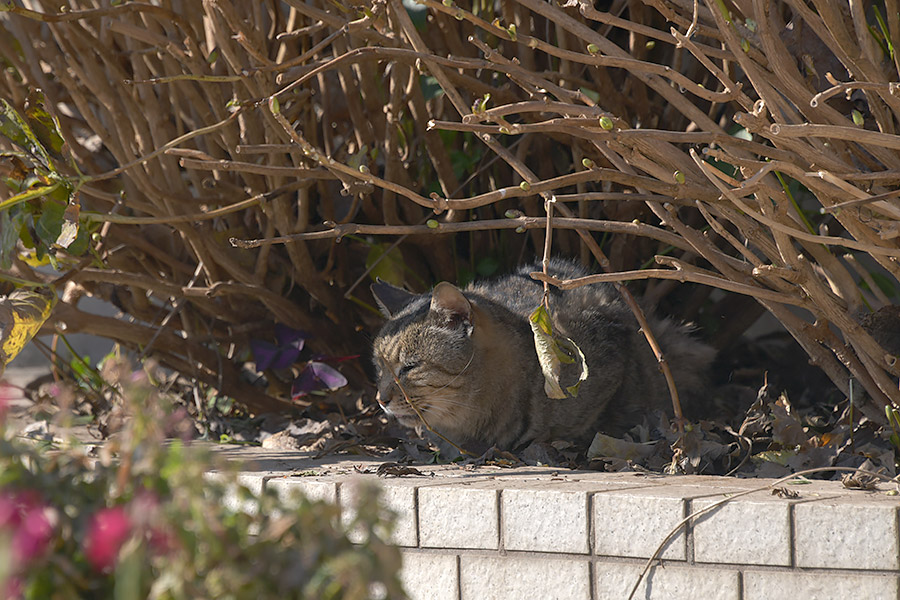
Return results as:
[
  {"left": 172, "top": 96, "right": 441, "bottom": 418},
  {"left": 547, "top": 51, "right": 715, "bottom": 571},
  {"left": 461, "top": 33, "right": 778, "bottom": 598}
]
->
[
  {"left": 208, "top": 447, "right": 900, "bottom": 600},
  {"left": 8, "top": 368, "right": 899, "bottom": 597}
]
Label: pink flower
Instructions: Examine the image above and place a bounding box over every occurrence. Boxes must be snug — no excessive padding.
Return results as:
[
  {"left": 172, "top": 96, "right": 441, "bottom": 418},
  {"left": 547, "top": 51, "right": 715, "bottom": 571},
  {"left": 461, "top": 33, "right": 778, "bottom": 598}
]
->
[
  {"left": 0, "top": 492, "right": 25, "bottom": 529},
  {"left": 4, "top": 576, "right": 22, "bottom": 599},
  {"left": 13, "top": 507, "right": 54, "bottom": 563},
  {"left": 84, "top": 506, "right": 132, "bottom": 571},
  {"left": 0, "top": 490, "right": 55, "bottom": 566},
  {"left": 0, "top": 383, "right": 13, "bottom": 423},
  {"left": 127, "top": 491, "right": 176, "bottom": 557}
]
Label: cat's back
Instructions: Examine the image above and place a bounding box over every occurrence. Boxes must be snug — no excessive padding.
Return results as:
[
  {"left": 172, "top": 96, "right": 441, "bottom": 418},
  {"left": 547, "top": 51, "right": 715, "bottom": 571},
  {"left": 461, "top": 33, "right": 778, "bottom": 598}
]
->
[{"left": 467, "top": 259, "right": 620, "bottom": 319}]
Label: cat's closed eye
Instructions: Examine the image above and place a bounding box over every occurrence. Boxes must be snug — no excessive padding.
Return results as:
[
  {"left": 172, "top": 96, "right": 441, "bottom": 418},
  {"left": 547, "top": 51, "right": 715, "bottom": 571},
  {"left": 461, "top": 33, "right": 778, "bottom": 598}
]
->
[{"left": 397, "top": 362, "right": 419, "bottom": 377}]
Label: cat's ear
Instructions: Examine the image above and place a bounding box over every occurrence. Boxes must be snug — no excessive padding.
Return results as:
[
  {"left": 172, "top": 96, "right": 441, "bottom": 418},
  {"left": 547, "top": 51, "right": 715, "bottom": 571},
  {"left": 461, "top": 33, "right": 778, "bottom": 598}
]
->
[
  {"left": 371, "top": 279, "right": 417, "bottom": 318},
  {"left": 430, "top": 282, "right": 473, "bottom": 333}
]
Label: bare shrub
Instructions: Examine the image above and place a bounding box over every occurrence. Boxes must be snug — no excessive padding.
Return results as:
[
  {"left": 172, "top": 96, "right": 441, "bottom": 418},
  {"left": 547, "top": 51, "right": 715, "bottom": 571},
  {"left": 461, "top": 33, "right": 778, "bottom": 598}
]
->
[{"left": 1, "top": 0, "right": 898, "bottom": 419}]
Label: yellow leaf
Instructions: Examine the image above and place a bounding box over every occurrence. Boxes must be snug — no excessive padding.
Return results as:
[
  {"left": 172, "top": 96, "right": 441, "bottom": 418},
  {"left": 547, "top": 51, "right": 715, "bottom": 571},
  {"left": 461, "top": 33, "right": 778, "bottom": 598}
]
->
[
  {"left": 18, "top": 249, "right": 52, "bottom": 268},
  {"left": 0, "top": 287, "right": 56, "bottom": 374}
]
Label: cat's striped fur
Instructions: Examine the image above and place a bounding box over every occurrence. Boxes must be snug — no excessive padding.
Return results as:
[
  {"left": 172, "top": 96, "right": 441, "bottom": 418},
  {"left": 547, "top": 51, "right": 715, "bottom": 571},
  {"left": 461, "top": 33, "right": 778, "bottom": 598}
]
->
[{"left": 372, "top": 259, "right": 714, "bottom": 452}]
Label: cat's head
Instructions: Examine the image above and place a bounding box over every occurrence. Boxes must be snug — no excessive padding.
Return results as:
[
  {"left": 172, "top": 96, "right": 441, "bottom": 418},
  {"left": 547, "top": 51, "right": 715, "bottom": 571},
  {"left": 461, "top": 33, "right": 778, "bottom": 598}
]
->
[{"left": 371, "top": 281, "right": 480, "bottom": 435}]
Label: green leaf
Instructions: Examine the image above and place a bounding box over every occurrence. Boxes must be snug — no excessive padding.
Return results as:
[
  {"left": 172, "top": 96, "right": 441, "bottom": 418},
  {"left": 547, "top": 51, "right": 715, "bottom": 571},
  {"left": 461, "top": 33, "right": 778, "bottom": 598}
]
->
[
  {"left": 579, "top": 87, "right": 600, "bottom": 103},
  {"left": 0, "top": 98, "right": 53, "bottom": 169},
  {"left": 420, "top": 75, "right": 443, "bottom": 101},
  {"left": 64, "top": 223, "right": 91, "bottom": 256},
  {"left": 475, "top": 256, "right": 500, "bottom": 277},
  {"left": 868, "top": 271, "right": 898, "bottom": 299},
  {"left": 751, "top": 449, "right": 796, "bottom": 466},
  {"left": 0, "top": 209, "right": 25, "bottom": 269},
  {"left": 873, "top": 5, "right": 894, "bottom": 59},
  {"left": 24, "top": 90, "right": 67, "bottom": 162},
  {"left": 114, "top": 538, "right": 144, "bottom": 600},
  {"left": 34, "top": 197, "right": 66, "bottom": 248},
  {"left": 365, "top": 243, "right": 405, "bottom": 286},
  {"left": 0, "top": 181, "right": 60, "bottom": 211},
  {"left": 402, "top": 0, "right": 428, "bottom": 29}
]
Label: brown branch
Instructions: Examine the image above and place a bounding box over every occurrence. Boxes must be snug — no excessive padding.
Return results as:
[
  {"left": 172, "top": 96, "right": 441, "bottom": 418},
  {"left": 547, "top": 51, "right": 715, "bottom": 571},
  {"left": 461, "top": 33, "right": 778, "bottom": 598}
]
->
[
  {"left": 531, "top": 268, "right": 807, "bottom": 307},
  {"left": 230, "top": 216, "right": 693, "bottom": 251}
]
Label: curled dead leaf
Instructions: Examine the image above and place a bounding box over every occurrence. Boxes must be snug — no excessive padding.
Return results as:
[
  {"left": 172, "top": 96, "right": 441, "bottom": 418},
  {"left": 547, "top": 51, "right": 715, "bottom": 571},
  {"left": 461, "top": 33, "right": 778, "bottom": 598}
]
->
[{"left": 529, "top": 304, "right": 589, "bottom": 399}]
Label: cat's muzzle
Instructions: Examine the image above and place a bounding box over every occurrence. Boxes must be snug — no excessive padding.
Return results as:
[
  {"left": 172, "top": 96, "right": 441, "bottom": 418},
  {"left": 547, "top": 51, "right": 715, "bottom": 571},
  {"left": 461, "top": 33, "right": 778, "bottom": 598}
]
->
[
  {"left": 376, "top": 389, "right": 420, "bottom": 427},
  {"left": 375, "top": 390, "right": 392, "bottom": 414}
]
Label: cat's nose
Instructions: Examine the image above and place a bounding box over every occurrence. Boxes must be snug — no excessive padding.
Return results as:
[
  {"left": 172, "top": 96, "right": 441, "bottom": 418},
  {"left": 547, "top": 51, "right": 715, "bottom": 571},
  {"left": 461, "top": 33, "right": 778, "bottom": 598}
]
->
[{"left": 375, "top": 390, "right": 391, "bottom": 413}]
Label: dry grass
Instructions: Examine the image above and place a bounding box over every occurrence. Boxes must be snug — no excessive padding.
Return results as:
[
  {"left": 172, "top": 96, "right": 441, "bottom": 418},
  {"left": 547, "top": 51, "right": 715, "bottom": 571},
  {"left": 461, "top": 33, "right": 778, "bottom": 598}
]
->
[{"left": 1, "top": 0, "right": 899, "bottom": 419}]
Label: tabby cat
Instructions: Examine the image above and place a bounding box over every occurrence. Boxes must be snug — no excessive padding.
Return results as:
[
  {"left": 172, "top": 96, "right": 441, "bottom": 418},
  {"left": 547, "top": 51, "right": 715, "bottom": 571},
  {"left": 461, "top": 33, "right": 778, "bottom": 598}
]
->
[{"left": 371, "top": 259, "right": 714, "bottom": 453}]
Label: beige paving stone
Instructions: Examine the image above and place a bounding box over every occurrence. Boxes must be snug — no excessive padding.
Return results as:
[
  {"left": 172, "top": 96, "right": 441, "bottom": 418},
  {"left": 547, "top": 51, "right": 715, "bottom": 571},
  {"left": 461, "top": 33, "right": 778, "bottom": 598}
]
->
[
  {"left": 794, "top": 500, "right": 899, "bottom": 569},
  {"left": 266, "top": 477, "right": 338, "bottom": 505},
  {"left": 692, "top": 494, "right": 791, "bottom": 565},
  {"left": 459, "top": 555, "right": 590, "bottom": 600},
  {"left": 204, "top": 472, "right": 263, "bottom": 515},
  {"left": 419, "top": 485, "right": 499, "bottom": 549},
  {"left": 341, "top": 479, "right": 418, "bottom": 547},
  {"left": 401, "top": 551, "right": 458, "bottom": 600},
  {"left": 501, "top": 487, "right": 589, "bottom": 553},
  {"left": 594, "top": 561, "right": 740, "bottom": 600},
  {"left": 593, "top": 489, "right": 689, "bottom": 560},
  {"left": 743, "top": 570, "right": 899, "bottom": 600}
]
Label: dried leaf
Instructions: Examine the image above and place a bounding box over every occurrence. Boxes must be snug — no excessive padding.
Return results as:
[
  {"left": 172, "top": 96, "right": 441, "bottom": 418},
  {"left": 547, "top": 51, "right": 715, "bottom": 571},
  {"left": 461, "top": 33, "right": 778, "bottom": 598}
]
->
[
  {"left": 771, "top": 487, "right": 800, "bottom": 499},
  {"left": 587, "top": 432, "right": 657, "bottom": 461},
  {"left": 376, "top": 462, "right": 426, "bottom": 477},
  {"left": 841, "top": 472, "right": 879, "bottom": 490},
  {"left": 528, "top": 304, "right": 588, "bottom": 399},
  {"left": 54, "top": 197, "right": 81, "bottom": 249},
  {"left": 771, "top": 394, "right": 807, "bottom": 447}
]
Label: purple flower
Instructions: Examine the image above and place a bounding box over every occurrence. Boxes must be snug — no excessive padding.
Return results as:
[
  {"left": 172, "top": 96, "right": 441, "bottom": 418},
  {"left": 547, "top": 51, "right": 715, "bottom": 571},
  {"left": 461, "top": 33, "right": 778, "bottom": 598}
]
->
[
  {"left": 251, "top": 325, "right": 306, "bottom": 371},
  {"left": 291, "top": 361, "right": 348, "bottom": 400},
  {"left": 84, "top": 506, "right": 132, "bottom": 571}
]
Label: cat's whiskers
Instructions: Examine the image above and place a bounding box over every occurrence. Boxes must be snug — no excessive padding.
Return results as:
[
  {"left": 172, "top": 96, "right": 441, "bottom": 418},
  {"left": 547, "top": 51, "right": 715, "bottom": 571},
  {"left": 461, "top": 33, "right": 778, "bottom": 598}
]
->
[
  {"left": 419, "top": 394, "right": 489, "bottom": 417},
  {"left": 431, "top": 350, "right": 476, "bottom": 394}
]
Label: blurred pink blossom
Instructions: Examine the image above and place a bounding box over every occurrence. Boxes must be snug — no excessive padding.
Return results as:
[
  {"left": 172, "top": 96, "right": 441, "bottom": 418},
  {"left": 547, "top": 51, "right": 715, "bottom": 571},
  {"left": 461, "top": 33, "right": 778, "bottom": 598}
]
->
[
  {"left": 0, "top": 383, "right": 13, "bottom": 423},
  {"left": 14, "top": 507, "right": 54, "bottom": 563},
  {"left": 129, "top": 490, "right": 176, "bottom": 556},
  {"left": 0, "top": 490, "right": 29, "bottom": 529},
  {"left": 0, "top": 490, "right": 54, "bottom": 566},
  {"left": 4, "top": 576, "right": 22, "bottom": 599},
  {"left": 84, "top": 506, "right": 132, "bottom": 571}
]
